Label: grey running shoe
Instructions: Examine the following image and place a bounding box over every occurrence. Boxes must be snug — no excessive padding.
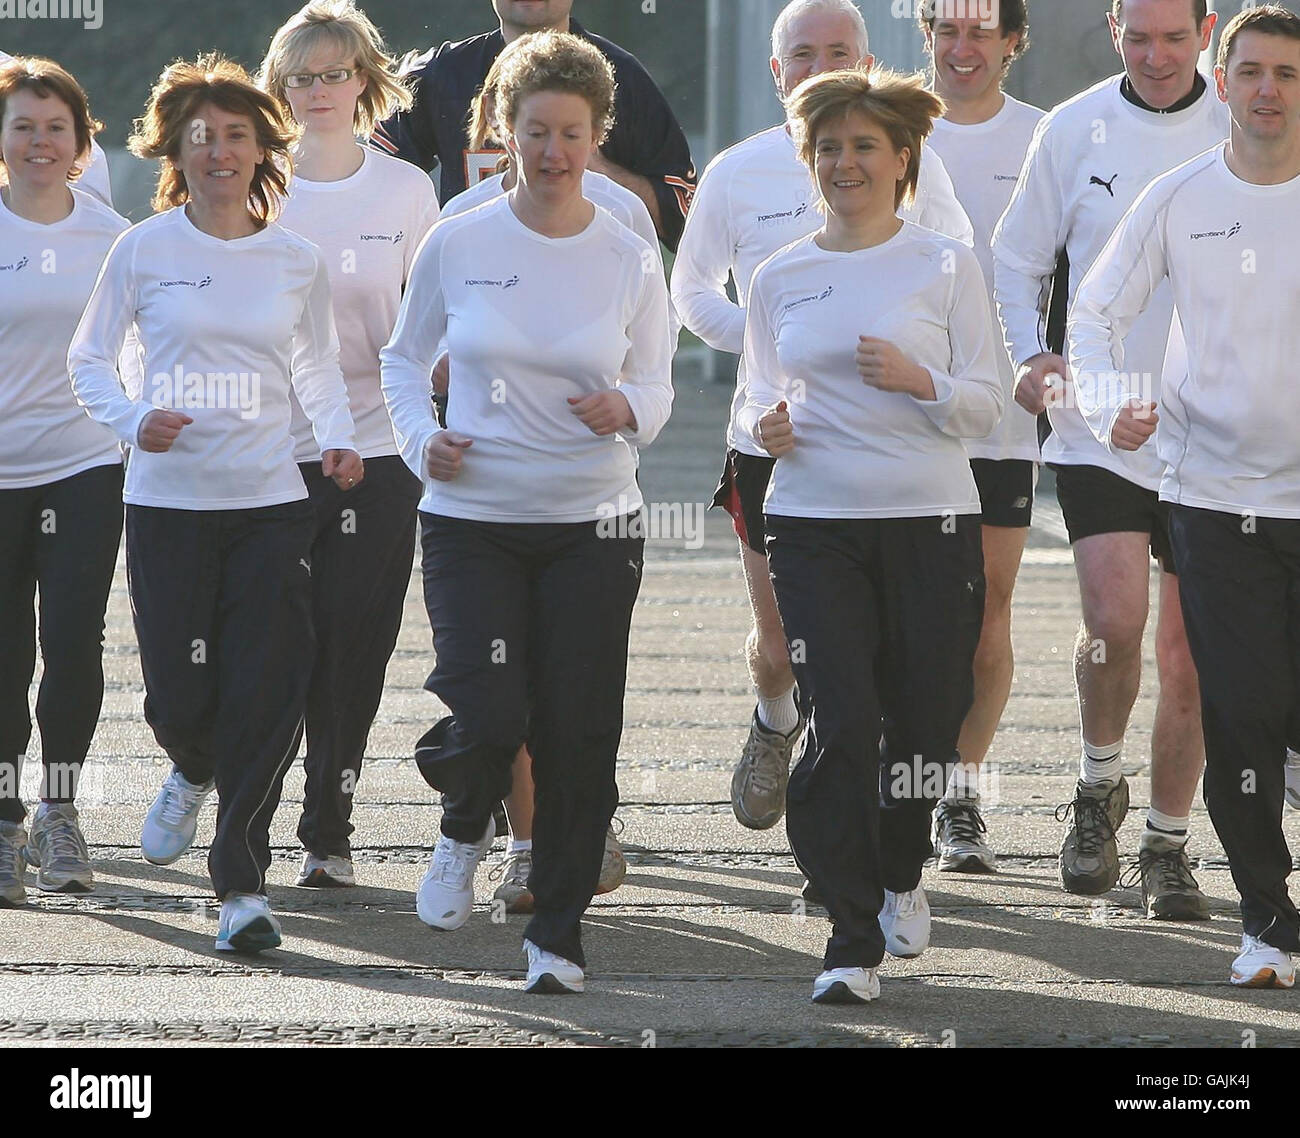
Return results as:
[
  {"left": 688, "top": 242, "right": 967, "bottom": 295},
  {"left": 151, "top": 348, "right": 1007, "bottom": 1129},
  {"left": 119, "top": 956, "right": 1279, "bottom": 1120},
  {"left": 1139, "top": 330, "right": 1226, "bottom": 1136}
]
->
[
  {"left": 296, "top": 851, "right": 355, "bottom": 888},
  {"left": 1055, "top": 777, "right": 1129, "bottom": 895},
  {"left": 0, "top": 821, "right": 28, "bottom": 907},
  {"left": 596, "top": 821, "right": 627, "bottom": 895},
  {"left": 489, "top": 848, "right": 534, "bottom": 913},
  {"left": 25, "top": 803, "right": 92, "bottom": 893},
  {"left": 731, "top": 710, "right": 804, "bottom": 830},
  {"left": 934, "top": 796, "right": 997, "bottom": 874},
  {"left": 1119, "top": 833, "right": 1211, "bottom": 920}
]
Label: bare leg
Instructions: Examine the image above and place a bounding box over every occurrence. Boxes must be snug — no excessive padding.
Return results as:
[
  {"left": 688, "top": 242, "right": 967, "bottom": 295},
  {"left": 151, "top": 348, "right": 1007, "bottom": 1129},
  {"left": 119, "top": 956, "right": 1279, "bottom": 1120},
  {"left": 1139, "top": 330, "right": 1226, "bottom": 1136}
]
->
[
  {"left": 1071, "top": 531, "right": 1151, "bottom": 748},
  {"left": 503, "top": 745, "right": 535, "bottom": 840},
  {"left": 740, "top": 541, "right": 795, "bottom": 699},
  {"left": 955, "top": 525, "right": 1028, "bottom": 772}
]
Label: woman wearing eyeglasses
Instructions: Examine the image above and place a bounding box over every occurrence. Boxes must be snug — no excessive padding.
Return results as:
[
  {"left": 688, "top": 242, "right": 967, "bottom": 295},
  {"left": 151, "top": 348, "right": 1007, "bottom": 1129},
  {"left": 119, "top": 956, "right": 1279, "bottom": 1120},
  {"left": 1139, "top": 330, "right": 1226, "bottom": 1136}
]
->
[{"left": 259, "top": 0, "right": 439, "bottom": 889}]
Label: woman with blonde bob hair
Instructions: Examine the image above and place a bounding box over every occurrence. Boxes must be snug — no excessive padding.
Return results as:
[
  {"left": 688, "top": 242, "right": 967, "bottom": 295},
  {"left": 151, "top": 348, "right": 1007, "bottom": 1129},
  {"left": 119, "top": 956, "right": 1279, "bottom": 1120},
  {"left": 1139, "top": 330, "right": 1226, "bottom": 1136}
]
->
[
  {"left": 68, "top": 54, "right": 362, "bottom": 953},
  {"left": 739, "top": 67, "right": 1004, "bottom": 1004},
  {"left": 258, "top": 1, "right": 440, "bottom": 890},
  {"left": 382, "top": 30, "right": 673, "bottom": 995},
  {"left": 0, "top": 57, "right": 127, "bottom": 904}
]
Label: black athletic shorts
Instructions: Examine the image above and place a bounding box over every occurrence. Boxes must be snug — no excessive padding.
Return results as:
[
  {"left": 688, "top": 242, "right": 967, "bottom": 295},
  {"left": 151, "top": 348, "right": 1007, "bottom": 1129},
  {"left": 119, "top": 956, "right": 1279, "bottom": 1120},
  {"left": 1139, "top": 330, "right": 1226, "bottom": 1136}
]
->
[
  {"left": 711, "top": 448, "right": 775, "bottom": 556},
  {"left": 1051, "top": 462, "right": 1176, "bottom": 573},
  {"left": 970, "top": 458, "right": 1035, "bottom": 528}
]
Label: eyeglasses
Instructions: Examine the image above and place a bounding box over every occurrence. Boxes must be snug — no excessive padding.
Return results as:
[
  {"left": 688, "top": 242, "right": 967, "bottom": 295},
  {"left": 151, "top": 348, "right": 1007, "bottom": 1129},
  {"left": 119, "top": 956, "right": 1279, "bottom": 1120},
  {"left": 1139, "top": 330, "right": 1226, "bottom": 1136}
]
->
[{"left": 283, "top": 68, "right": 356, "bottom": 89}]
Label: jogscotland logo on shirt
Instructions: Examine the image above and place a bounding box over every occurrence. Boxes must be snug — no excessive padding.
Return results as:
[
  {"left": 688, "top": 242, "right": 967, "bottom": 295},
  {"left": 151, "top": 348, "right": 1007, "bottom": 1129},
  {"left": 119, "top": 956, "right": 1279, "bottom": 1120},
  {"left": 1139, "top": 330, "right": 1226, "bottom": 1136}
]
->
[
  {"left": 783, "top": 284, "right": 833, "bottom": 312},
  {"left": 464, "top": 275, "right": 520, "bottom": 289},
  {"left": 0, "top": 255, "right": 29, "bottom": 272},
  {"left": 360, "top": 231, "right": 404, "bottom": 244},
  {"left": 160, "top": 276, "right": 213, "bottom": 288},
  {"left": 1190, "top": 222, "right": 1242, "bottom": 241},
  {"left": 757, "top": 203, "right": 809, "bottom": 229}
]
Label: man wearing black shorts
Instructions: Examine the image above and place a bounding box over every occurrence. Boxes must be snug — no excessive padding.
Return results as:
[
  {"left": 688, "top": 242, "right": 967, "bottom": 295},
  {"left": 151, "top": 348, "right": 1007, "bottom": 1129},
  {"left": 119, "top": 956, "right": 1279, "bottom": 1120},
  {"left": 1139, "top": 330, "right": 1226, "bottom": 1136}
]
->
[
  {"left": 993, "top": 0, "right": 1229, "bottom": 917},
  {"left": 922, "top": 0, "right": 1041, "bottom": 874}
]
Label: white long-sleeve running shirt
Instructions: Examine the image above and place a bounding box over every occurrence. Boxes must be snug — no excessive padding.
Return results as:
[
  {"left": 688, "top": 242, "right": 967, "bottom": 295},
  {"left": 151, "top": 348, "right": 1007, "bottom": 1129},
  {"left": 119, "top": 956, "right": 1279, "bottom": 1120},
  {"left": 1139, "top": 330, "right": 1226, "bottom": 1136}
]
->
[
  {"left": 0, "top": 187, "right": 126, "bottom": 487},
  {"left": 380, "top": 194, "right": 674, "bottom": 524},
  {"left": 928, "top": 95, "right": 1044, "bottom": 463},
  {"left": 278, "top": 147, "right": 440, "bottom": 461},
  {"left": 68, "top": 206, "right": 356, "bottom": 510},
  {"left": 992, "top": 74, "right": 1229, "bottom": 488},
  {"left": 672, "top": 124, "right": 974, "bottom": 457},
  {"left": 737, "top": 224, "right": 1003, "bottom": 519},
  {"left": 440, "top": 167, "right": 679, "bottom": 343},
  {"left": 1070, "top": 144, "right": 1300, "bottom": 519}
]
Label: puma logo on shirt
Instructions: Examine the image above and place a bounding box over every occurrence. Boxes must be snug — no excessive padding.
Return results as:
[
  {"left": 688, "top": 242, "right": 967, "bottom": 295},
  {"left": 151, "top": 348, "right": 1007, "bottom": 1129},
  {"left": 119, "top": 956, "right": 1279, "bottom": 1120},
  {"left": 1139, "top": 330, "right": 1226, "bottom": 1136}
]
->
[
  {"left": 0, "top": 256, "right": 29, "bottom": 272},
  {"left": 1090, "top": 174, "right": 1119, "bottom": 197}
]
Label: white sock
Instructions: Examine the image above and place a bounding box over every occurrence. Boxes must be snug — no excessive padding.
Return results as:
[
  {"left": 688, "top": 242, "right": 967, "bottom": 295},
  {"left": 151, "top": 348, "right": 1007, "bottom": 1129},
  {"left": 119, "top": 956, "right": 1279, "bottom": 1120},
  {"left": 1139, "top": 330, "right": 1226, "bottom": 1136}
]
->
[
  {"left": 945, "top": 763, "right": 981, "bottom": 801},
  {"left": 1080, "top": 739, "right": 1123, "bottom": 786},
  {"left": 507, "top": 838, "right": 532, "bottom": 855},
  {"left": 756, "top": 686, "right": 799, "bottom": 735},
  {"left": 1144, "top": 808, "right": 1189, "bottom": 839}
]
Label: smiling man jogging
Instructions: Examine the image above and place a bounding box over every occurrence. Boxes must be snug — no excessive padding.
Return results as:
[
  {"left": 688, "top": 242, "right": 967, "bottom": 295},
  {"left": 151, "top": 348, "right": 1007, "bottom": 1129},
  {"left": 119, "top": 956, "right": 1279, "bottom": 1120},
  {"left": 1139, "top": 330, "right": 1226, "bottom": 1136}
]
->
[{"left": 1070, "top": 5, "right": 1300, "bottom": 986}]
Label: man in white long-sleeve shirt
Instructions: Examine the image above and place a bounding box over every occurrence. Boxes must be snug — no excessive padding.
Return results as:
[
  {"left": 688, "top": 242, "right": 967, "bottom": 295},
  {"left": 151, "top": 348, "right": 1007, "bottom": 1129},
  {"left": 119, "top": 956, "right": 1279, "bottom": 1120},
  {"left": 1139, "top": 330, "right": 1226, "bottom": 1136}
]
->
[
  {"left": 921, "top": 0, "right": 1041, "bottom": 877},
  {"left": 992, "top": 0, "right": 1228, "bottom": 918},
  {"left": 671, "top": 0, "right": 973, "bottom": 835},
  {"left": 1069, "top": 5, "right": 1300, "bottom": 988}
]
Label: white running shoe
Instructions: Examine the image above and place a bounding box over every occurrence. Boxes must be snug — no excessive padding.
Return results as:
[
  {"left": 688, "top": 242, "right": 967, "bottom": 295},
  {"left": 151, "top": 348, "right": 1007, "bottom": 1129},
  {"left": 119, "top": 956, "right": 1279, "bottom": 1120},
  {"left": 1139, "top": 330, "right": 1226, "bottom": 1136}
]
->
[
  {"left": 296, "top": 851, "right": 355, "bottom": 888},
  {"left": 416, "top": 816, "right": 495, "bottom": 930},
  {"left": 523, "top": 938, "right": 584, "bottom": 994},
  {"left": 1230, "top": 934, "right": 1296, "bottom": 988},
  {"left": 141, "top": 770, "right": 214, "bottom": 865},
  {"left": 812, "top": 967, "right": 880, "bottom": 1004},
  {"left": 880, "top": 887, "right": 930, "bottom": 959},
  {"left": 1285, "top": 750, "right": 1300, "bottom": 810},
  {"left": 215, "top": 893, "right": 282, "bottom": 953}
]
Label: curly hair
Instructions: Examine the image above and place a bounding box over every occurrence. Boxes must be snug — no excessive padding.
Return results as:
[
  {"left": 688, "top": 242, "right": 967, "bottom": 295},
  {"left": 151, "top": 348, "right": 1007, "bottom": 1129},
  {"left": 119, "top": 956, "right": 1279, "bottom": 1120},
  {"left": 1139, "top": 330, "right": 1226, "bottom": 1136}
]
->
[{"left": 492, "top": 30, "right": 616, "bottom": 147}]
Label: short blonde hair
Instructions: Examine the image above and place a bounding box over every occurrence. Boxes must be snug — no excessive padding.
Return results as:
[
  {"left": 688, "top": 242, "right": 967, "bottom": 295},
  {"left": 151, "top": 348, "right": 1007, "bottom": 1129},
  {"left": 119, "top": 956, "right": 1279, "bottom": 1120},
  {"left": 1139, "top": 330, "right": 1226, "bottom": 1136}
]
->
[
  {"left": 787, "top": 66, "right": 943, "bottom": 210},
  {"left": 493, "top": 30, "right": 616, "bottom": 147},
  {"left": 0, "top": 56, "right": 102, "bottom": 187},
  {"left": 129, "top": 54, "right": 299, "bottom": 221},
  {"left": 258, "top": 0, "right": 413, "bottom": 138}
]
